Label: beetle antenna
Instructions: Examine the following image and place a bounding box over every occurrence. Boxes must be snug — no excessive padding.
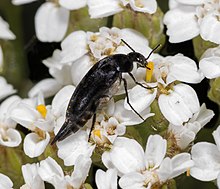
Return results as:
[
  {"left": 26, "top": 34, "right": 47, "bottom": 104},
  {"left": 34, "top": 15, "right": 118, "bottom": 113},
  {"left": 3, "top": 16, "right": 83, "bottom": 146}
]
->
[
  {"left": 145, "top": 44, "right": 161, "bottom": 60},
  {"left": 121, "top": 39, "right": 136, "bottom": 52}
]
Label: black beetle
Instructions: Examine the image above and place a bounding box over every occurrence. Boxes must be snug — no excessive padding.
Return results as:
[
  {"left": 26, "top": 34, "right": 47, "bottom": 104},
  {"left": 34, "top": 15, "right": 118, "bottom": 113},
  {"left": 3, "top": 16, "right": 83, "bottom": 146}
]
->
[{"left": 51, "top": 40, "right": 160, "bottom": 144}]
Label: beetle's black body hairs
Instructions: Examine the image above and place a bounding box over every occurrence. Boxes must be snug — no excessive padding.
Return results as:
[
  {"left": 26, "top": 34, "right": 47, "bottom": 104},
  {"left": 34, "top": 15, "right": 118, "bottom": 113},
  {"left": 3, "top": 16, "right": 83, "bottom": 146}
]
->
[{"left": 51, "top": 40, "right": 160, "bottom": 144}]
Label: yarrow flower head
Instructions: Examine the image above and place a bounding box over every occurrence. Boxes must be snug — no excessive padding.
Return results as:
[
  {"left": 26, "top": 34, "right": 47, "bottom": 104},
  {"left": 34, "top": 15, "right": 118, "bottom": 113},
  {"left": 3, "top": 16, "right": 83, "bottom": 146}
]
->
[
  {"left": 125, "top": 53, "right": 203, "bottom": 126},
  {"left": 102, "top": 135, "right": 194, "bottom": 188},
  {"left": 164, "top": 0, "right": 220, "bottom": 44}
]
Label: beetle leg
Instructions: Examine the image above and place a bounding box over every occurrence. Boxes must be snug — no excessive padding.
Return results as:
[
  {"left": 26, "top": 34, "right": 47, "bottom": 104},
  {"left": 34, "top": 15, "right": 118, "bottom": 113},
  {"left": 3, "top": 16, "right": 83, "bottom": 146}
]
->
[
  {"left": 128, "top": 72, "right": 155, "bottom": 89},
  {"left": 122, "top": 78, "right": 145, "bottom": 121},
  {"left": 88, "top": 113, "right": 96, "bottom": 141}
]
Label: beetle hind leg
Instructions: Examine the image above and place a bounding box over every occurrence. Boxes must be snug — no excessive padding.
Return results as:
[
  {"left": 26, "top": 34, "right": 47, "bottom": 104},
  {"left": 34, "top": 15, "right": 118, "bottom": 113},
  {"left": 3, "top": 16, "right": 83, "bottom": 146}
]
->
[
  {"left": 88, "top": 113, "right": 96, "bottom": 141},
  {"left": 122, "top": 78, "right": 145, "bottom": 121}
]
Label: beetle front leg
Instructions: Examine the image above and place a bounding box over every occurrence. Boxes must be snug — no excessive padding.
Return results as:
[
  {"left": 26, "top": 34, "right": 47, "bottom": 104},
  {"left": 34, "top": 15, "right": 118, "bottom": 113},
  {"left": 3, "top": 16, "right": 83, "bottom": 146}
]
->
[
  {"left": 128, "top": 72, "right": 155, "bottom": 89},
  {"left": 122, "top": 78, "right": 145, "bottom": 121}
]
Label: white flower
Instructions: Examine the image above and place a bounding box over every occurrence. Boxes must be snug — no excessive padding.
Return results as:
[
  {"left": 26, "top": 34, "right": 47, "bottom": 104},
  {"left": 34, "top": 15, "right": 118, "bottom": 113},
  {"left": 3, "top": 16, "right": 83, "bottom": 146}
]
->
[
  {"left": 11, "top": 93, "right": 55, "bottom": 157},
  {"left": 42, "top": 50, "right": 73, "bottom": 86},
  {"left": 12, "top": 0, "right": 37, "bottom": 5},
  {"left": 87, "top": 0, "right": 157, "bottom": 18},
  {"left": 95, "top": 169, "right": 118, "bottom": 189},
  {"left": 56, "top": 130, "right": 95, "bottom": 166},
  {"left": 168, "top": 103, "right": 214, "bottom": 150},
  {"left": 190, "top": 125, "right": 220, "bottom": 186},
  {"left": 0, "top": 173, "right": 13, "bottom": 189},
  {"left": 102, "top": 135, "right": 194, "bottom": 188},
  {"left": 0, "top": 76, "right": 17, "bottom": 101},
  {"left": 91, "top": 99, "right": 154, "bottom": 145},
  {"left": 158, "top": 83, "right": 200, "bottom": 126},
  {"left": 199, "top": 45, "right": 220, "bottom": 79},
  {"left": 28, "top": 78, "right": 62, "bottom": 98},
  {"left": 21, "top": 163, "right": 45, "bottom": 189},
  {"left": 38, "top": 155, "right": 91, "bottom": 189},
  {"left": 0, "top": 95, "right": 22, "bottom": 147},
  {"left": 164, "top": 0, "right": 220, "bottom": 44},
  {"left": 35, "top": 2, "right": 69, "bottom": 42},
  {"left": 152, "top": 54, "right": 203, "bottom": 85}
]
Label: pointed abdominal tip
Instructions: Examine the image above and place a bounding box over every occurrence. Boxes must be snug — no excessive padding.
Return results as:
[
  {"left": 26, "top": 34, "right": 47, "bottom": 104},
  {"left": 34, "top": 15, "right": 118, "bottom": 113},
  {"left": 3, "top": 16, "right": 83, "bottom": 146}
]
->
[{"left": 51, "top": 120, "right": 79, "bottom": 145}]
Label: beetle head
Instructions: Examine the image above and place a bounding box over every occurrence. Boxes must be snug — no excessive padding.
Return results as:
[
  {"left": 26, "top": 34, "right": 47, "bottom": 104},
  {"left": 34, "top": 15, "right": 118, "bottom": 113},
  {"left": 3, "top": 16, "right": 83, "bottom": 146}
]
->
[{"left": 128, "top": 52, "right": 147, "bottom": 68}]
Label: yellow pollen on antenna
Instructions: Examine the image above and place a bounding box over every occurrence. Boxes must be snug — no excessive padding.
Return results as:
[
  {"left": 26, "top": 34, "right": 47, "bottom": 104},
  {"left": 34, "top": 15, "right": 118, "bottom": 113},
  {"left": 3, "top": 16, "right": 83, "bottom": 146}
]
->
[
  {"left": 93, "top": 129, "right": 101, "bottom": 139},
  {"left": 146, "top": 61, "right": 154, "bottom": 82},
  {"left": 36, "top": 104, "right": 47, "bottom": 119}
]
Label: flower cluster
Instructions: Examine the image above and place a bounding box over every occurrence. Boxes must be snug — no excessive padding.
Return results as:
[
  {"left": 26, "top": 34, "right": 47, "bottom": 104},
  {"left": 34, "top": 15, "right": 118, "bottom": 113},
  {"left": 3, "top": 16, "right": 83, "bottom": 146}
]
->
[{"left": 0, "top": 0, "right": 220, "bottom": 189}]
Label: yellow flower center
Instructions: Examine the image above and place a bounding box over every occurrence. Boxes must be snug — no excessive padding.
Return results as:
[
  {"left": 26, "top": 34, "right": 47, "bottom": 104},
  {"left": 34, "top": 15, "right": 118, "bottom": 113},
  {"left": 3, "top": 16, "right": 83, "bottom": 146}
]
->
[
  {"left": 93, "top": 129, "right": 101, "bottom": 139},
  {"left": 36, "top": 104, "right": 47, "bottom": 119},
  {"left": 146, "top": 61, "right": 154, "bottom": 82}
]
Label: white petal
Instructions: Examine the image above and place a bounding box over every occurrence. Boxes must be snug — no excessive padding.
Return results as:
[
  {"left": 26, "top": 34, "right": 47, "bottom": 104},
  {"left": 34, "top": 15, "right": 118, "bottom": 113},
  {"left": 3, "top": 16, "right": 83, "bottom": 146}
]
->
[
  {"left": 23, "top": 132, "right": 50, "bottom": 158},
  {"left": 157, "top": 157, "right": 172, "bottom": 182},
  {"left": 0, "top": 95, "right": 21, "bottom": 128},
  {"left": 158, "top": 84, "right": 200, "bottom": 125},
  {"left": 119, "top": 28, "right": 151, "bottom": 57},
  {"left": 0, "top": 46, "right": 3, "bottom": 70},
  {"left": 22, "top": 163, "right": 45, "bottom": 189},
  {"left": 28, "top": 78, "right": 62, "bottom": 98},
  {"left": 170, "top": 153, "right": 194, "bottom": 179},
  {"left": 114, "top": 100, "right": 154, "bottom": 125},
  {"left": 124, "top": 85, "right": 156, "bottom": 113},
  {"left": 129, "top": 0, "right": 157, "bottom": 14},
  {"left": 57, "top": 130, "right": 95, "bottom": 166},
  {"left": 51, "top": 85, "right": 75, "bottom": 117},
  {"left": 194, "top": 103, "right": 214, "bottom": 127},
  {"left": 0, "top": 173, "right": 13, "bottom": 189},
  {"left": 199, "top": 56, "right": 220, "bottom": 79},
  {"left": 176, "top": 0, "right": 205, "bottom": 5},
  {"left": 43, "top": 50, "right": 73, "bottom": 85},
  {"left": 61, "top": 31, "right": 88, "bottom": 63},
  {"left": 59, "top": 0, "right": 87, "bottom": 10},
  {"left": 71, "top": 55, "right": 93, "bottom": 86},
  {"left": 163, "top": 5, "right": 199, "bottom": 43},
  {"left": 10, "top": 102, "right": 38, "bottom": 130},
  {"left": 0, "top": 128, "right": 22, "bottom": 147},
  {"left": 38, "top": 157, "right": 67, "bottom": 188},
  {"left": 119, "top": 172, "right": 145, "bottom": 189},
  {"left": 96, "top": 169, "right": 118, "bottom": 189},
  {"left": 213, "top": 126, "right": 220, "bottom": 152},
  {"left": 191, "top": 142, "right": 220, "bottom": 181},
  {"left": 12, "top": 0, "right": 37, "bottom": 5},
  {"left": 200, "top": 14, "right": 220, "bottom": 44},
  {"left": 167, "top": 54, "right": 203, "bottom": 83},
  {"left": 35, "top": 2, "right": 69, "bottom": 42},
  {"left": 108, "top": 137, "right": 145, "bottom": 175},
  {"left": 67, "top": 155, "right": 92, "bottom": 188},
  {"left": 145, "top": 135, "right": 167, "bottom": 168},
  {"left": 87, "top": 0, "right": 123, "bottom": 19},
  {"left": 217, "top": 172, "right": 220, "bottom": 189},
  {"left": 0, "top": 17, "right": 16, "bottom": 40},
  {"left": 0, "top": 76, "right": 17, "bottom": 101}
]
